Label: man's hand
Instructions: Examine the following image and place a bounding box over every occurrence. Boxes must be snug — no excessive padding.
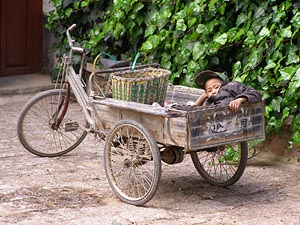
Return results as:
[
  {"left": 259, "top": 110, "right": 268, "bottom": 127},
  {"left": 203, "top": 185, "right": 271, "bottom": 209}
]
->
[{"left": 229, "top": 97, "right": 247, "bottom": 112}]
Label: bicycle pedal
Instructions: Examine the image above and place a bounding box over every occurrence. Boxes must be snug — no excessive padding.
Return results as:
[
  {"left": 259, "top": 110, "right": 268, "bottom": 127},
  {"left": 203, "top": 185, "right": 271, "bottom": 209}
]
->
[{"left": 63, "top": 121, "right": 79, "bottom": 132}]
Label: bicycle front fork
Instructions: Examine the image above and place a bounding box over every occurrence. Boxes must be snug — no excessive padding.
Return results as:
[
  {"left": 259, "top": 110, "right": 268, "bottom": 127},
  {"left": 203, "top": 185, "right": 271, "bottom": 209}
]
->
[{"left": 51, "top": 82, "right": 71, "bottom": 130}]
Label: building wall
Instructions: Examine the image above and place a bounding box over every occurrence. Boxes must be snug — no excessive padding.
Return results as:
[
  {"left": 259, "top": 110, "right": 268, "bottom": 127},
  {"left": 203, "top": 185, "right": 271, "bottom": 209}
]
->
[
  {"left": 43, "top": 0, "right": 54, "bottom": 14},
  {"left": 42, "top": 1, "right": 56, "bottom": 74}
]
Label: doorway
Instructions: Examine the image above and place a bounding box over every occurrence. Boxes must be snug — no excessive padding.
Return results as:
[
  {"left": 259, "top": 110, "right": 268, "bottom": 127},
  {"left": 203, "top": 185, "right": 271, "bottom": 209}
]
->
[{"left": 0, "top": 0, "right": 43, "bottom": 76}]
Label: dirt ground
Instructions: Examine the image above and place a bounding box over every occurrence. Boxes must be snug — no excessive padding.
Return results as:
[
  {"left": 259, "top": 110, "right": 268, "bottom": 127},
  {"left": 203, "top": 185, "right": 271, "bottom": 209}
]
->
[{"left": 1, "top": 93, "right": 300, "bottom": 225}]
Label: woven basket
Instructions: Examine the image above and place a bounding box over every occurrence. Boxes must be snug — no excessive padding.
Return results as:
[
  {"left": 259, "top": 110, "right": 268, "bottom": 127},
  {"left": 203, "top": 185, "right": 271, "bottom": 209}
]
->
[{"left": 111, "top": 68, "right": 171, "bottom": 105}]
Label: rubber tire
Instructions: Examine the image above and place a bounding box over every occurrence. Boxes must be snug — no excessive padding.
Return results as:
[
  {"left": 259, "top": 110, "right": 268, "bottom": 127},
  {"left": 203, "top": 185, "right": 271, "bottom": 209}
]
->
[
  {"left": 17, "top": 89, "right": 89, "bottom": 157},
  {"left": 104, "top": 119, "right": 161, "bottom": 206},
  {"left": 190, "top": 141, "right": 248, "bottom": 187}
]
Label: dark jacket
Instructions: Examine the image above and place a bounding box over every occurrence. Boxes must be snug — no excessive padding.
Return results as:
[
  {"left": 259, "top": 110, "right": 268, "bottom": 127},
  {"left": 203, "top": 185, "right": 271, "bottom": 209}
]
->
[{"left": 206, "top": 82, "right": 262, "bottom": 106}]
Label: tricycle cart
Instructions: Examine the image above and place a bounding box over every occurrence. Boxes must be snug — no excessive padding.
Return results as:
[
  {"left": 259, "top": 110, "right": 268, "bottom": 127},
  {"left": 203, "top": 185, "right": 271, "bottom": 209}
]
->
[{"left": 17, "top": 25, "right": 265, "bottom": 206}]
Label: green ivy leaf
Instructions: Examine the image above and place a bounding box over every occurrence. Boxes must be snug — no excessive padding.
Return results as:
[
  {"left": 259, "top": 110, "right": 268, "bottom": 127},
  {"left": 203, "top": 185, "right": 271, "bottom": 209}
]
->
[
  {"left": 218, "top": 3, "right": 226, "bottom": 15},
  {"left": 254, "top": 5, "right": 266, "bottom": 19},
  {"left": 280, "top": 25, "right": 292, "bottom": 38},
  {"left": 232, "top": 28, "right": 245, "bottom": 42},
  {"left": 145, "top": 25, "right": 156, "bottom": 37},
  {"left": 188, "top": 18, "right": 197, "bottom": 28},
  {"left": 176, "top": 19, "right": 187, "bottom": 31},
  {"left": 214, "top": 33, "right": 227, "bottom": 45},
  {"left": 132, "top": 2, "right": 144, "bottom": 14},
  {"left": 161, "top": 52, "right": 172, "bottom": 69},
  {"left": 244, "top": 31, "right": 255, "bottom": 47},
  {"left": 113, "top": 22, "right": 125, "bottom": 38},
  {"left": 286, "top": 51, "right": 300, "bottom": 65},
  {"left": 208, "top": 0, "right": 218, "bottom": 12},
  {"left": 148, "top": 35, "right": 160, "bottom": 49},
  {"left": 160, "top": 5, "right": 172, "bottom": 22},
  {"left": 232, "top": 61, "right": 242, "bottom": 79},
  {"left": 141, "top": 35, "right": 160, "bottom": 51},
  {"left": 265, "top": 59, "right": 276, "bottom": 70},
  {"left": 196, "top": 24, "right": 208, "bottom": 35},
  {"left": 281, "top": 107, "right": 290, "bottom": 123},
  {"left": 279, "top": 66, "right": 296, "bottom": 81},
  {"left": 52, "top": 0, "right": 62, "bottom": 8},
  {"left": 114, "top": 9, "right": 125, "bottom": 21},
  {"left": 73, "top": 1, "right": 80, "bottom": 9},
  {"left": 141, "top": 41, "right": 153, "bottom": 51},
  {"left": 271, "top": 96, "right": 282, "bottom": 112},
  {"left": 291, "top": 11, "right": 300, "bottom": 28},
  {"left": 257, "top": 27, "right": 270, "bottom": 43},
  {"left": 192, "top": 42, "right": 205, "bottom": 61},
  {"left": 258, "top": 75, "right": 268, "bottom": 86},
  {"left": 259, "top": 27, "right": 270, "bottom": 37},
  {"left": 47, "top": 11, "right": 58, "bottom": 26},
  {"left": 287, "top": 68, "right": 300, "bottom": 94},
  {"left": 81, "top": 1, "right": 88, "bottom": 8},
  {"left": 236, "top": 13, "right": 247, "bottom": 27},
  {"left": 146, "top": 9, "right": 160, "bottom": 25},
  {"left": 65, "top": 8, "right": 73, "bottom": 18},
  {"left": 291, "top": 131, "right": 300, "bottom": 145},
  {"left": 187, "top": 60, "right": 198, "bottom": 73},
  {"left": 292, "top": 68, "right": 300, "bottom": 85}
]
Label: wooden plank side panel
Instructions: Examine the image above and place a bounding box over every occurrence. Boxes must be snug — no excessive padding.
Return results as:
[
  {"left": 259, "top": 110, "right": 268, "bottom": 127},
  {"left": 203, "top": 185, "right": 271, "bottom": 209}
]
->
[
  {"left": 94, "top": 103, "right": 188, "bottom": 147},
  {"left": 187, "top": 101, "right": 265, "bottom": 151},
  {"left": 95, "top": 103, "right": 165, "bottom": 138},
  {"left": 94, "top": 104, "right": 119, "bottom": 130},
  {"left": 164, "top": 116, "right": 188, "bottom": 147},
  {"left": 140, "top": 114, "right": 164, "bottom": 141},
  {"left": 165, "top": 85, "right": 203, "bottom": 105}
]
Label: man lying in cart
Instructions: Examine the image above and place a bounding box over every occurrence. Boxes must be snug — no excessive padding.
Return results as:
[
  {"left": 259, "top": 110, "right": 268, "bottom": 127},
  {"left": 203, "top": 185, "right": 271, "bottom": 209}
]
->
[
  {"left": 161, "top": 70, "right": 262, "bottom": 164},
  {"left": 193, "top": 70, "right": 262, "bottom": 111}
]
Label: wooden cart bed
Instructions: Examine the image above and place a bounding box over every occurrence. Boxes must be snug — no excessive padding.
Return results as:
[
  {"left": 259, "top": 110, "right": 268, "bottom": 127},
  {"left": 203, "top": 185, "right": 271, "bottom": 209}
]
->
[{"left": 92, "top": 85, "right": 265, "bottom": 152}]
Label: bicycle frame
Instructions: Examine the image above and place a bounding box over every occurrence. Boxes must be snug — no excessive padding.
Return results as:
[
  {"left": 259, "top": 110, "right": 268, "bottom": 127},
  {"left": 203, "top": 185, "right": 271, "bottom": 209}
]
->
[{"left": 58, "top": 24, "right": 105, "bottom": 135}]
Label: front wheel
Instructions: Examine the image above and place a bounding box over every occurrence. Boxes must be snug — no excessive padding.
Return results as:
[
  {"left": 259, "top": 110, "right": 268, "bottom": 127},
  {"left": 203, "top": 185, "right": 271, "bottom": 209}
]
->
[
  {"left": 104, "top": 119, "right": 161, "bottom": 206},
  {"left": 190, "top": 141, "right": 248, "bottom": 187},
  {"left": 17, "top": 89, "right": 89, "bottom": 157}
]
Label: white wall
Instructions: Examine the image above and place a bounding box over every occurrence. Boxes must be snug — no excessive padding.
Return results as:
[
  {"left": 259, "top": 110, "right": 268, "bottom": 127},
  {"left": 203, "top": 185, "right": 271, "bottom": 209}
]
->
[{"left": 43, "top": 0, "right": 54, "bottom": 15}]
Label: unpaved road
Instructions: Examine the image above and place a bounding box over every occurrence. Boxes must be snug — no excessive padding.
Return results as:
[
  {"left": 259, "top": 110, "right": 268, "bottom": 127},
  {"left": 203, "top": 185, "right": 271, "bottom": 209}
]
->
[{"left": 1, "top": 93, "right": 300, "bottom": 225}]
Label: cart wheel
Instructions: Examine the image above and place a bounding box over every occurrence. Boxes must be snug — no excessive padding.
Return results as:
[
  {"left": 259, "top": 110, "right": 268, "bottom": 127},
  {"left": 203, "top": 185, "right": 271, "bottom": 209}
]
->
[
  {"left": 17, "top": 89, "right": 89, "bottom": 157},
  {"left": 190, "top": 141, "right": 248, "bottom": 187},
  {"left": 104, "top": 119, "right": 161, "bottom": 206}
]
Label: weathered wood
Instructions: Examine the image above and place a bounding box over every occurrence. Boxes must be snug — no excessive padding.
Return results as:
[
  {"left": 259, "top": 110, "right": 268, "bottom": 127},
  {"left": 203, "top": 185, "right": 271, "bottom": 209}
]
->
[
  {"left": 92, "top": 98, "right": 168, "bottom": 116},
  {"left": 93, "top": 99, "right": 188, "bottom": 147},
  {"left": 93, "top": 85, "right": 265, "bottom": 150},
  {"left": 186, "top": 101, "right": 265, "bottom": 151},
  {"left": 165, "top": 85, "right": 204, "bottom": 105}
]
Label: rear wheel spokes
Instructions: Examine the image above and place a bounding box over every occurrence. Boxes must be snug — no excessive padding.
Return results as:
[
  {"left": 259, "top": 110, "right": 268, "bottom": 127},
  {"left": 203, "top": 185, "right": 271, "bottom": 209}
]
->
[{"left": 191, "top": 142, "right": 248, "bottom": 186}]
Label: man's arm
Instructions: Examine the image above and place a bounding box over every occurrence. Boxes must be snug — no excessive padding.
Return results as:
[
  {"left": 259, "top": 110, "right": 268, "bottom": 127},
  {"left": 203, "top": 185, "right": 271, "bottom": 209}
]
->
[
  {"left": 195, "top": 92, "right": 208, "bottom": 106},
  {"left": 228, "top": 82, "right": 262, "bottom": 112},
  {"left": 235, "top": 82, "right": 262, "bottom": 103}
]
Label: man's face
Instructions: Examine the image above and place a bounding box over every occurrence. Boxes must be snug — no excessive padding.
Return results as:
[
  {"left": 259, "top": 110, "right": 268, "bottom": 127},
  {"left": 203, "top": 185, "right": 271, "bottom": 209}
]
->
[{"left": 205, "top": 78, "right": 222, "bottom": 98}]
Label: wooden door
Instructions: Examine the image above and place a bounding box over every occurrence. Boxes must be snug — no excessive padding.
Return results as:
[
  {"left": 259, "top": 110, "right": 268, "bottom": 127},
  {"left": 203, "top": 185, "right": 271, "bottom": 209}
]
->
[{"left": 0, "top": 0, "right": 43, "bottom": 76}]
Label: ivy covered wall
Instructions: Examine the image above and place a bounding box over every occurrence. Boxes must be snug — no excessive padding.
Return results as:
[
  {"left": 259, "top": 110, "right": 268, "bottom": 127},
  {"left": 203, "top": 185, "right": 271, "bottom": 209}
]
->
[{"left": 46, "top": 0, "right": 300, "bottom": 150}]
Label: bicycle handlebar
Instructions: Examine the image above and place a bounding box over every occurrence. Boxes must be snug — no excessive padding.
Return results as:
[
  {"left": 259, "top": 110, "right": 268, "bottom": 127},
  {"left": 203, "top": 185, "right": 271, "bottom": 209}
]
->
[{"left": 66, "top": 24, "right": 85, "bottom": 53}]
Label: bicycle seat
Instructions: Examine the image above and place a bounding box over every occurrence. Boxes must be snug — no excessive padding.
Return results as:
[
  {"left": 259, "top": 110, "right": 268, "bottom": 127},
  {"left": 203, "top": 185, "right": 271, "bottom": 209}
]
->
[{"left": 100, "top": 58, "right": 130, "bottom": 69}]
